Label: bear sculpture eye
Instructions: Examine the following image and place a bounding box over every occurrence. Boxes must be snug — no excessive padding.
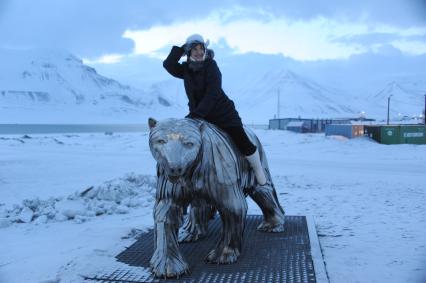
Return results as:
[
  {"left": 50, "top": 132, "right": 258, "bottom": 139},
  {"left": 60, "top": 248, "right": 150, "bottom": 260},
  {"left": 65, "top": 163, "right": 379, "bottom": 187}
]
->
[
  {"left": 157, "top": 139, "right": 167, "bottom": 145},
  {"left": 184, "top": 141, "right": 194, "bottom": 147}
]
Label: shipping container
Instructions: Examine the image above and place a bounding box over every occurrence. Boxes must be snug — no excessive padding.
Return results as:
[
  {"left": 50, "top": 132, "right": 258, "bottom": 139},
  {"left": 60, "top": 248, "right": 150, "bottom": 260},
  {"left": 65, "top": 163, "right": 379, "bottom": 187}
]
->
[
  {"left": 325, "top": 124, "right": 365, "bottom": 138},
  {"left": 364, "top": 125, "right": 426, "bottom": 144},
  {"left": 399, "top": 125, "right": 426, "bottom": 144},
  {"left": 364, "top": 125, "right": 381, "bottom": 142},
  {"left": 379, "top": 126, "right": 401, "bottom": 144}
]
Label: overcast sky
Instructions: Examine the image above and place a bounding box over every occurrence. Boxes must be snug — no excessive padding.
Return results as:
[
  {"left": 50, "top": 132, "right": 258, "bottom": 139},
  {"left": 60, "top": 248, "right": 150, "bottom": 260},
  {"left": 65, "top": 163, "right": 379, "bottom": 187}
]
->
[{"left": 1, "top": 0, "right": 426, "bottom": 63}]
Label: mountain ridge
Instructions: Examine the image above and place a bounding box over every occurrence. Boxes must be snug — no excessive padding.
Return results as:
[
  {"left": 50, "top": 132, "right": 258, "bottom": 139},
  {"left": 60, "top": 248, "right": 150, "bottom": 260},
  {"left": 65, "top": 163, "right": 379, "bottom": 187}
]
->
[{"left": 1, "top": 48, "right": 425, "bottom": 123}]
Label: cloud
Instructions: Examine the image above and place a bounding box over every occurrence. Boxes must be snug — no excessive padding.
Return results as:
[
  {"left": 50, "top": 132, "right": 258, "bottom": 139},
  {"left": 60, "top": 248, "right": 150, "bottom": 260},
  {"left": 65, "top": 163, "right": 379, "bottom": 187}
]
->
[
  {"left": 335, "top": 33, "right": 402, "bottom": 46},
  {"left": 0, "top": 0, "right": 11, "bottom": 20},
  {"left": 390, "top": 39, "right": 426, "bottom": 55},
  {"left": 0, "top": 0, "right": 234, "bottom": 57},
  {"left": 83, "top": 54, "right": 125, "bottom": 65},
  {"left": 122, "top": 7, "right": 426, "bottom": 61},
  {"left": 332, "top": 27, "right": 426, "bottom": 55},
  {"left": 1, "top": 0, "right": 425, "bottom": 61},
  {"left": 247, "top": 0, "right": 426, "bottom": 26}
]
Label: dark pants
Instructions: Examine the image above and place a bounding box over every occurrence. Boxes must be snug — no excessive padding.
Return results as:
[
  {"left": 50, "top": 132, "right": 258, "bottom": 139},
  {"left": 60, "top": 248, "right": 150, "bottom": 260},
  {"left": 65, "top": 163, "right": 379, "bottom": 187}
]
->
[{"left": 220, "top": 126, "right": 257, "bottom": 156}]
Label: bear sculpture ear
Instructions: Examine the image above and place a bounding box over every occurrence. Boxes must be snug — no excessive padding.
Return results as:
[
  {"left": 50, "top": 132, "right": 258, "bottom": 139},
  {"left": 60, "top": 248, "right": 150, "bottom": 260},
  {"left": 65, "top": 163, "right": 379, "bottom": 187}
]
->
[{"left": 148, "top": 118, "right": 157, "bottom": 129}]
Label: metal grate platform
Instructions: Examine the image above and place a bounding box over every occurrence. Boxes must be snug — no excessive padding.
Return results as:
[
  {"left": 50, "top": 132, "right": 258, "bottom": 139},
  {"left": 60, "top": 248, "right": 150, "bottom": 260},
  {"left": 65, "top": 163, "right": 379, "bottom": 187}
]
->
[{"left": 85, "top": 215, "right": 322, "bottom": 283}]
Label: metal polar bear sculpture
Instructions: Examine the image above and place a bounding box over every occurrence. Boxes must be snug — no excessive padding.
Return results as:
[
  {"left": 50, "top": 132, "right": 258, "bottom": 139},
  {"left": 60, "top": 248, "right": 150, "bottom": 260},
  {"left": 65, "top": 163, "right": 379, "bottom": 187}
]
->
[{"left": 148, "top": 117, "right": 285, "bottom": 278}]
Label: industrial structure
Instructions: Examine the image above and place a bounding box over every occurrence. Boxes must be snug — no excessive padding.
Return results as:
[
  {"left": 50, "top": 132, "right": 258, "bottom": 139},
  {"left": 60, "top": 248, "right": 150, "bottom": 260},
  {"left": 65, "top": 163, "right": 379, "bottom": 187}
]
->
[
  {"left": 269, "top": 117, "right": 374, "bottom": 133},
  {"left": 269, "top": 117, "right": 426, "bottom": 144}
]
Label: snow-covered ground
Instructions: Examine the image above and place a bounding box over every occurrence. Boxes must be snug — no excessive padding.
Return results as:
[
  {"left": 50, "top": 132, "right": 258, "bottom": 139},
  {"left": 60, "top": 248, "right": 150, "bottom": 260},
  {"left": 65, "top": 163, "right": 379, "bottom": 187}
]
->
[{"left": 0, "top": 129, "right": 425, "bottom": 283}]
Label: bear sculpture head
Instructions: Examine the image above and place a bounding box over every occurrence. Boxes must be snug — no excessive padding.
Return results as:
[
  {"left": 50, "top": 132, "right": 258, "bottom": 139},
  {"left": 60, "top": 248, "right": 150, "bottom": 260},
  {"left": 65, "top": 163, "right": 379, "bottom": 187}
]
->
[{"left": 148, "top": 118, "right": 202, "bottom": 183}]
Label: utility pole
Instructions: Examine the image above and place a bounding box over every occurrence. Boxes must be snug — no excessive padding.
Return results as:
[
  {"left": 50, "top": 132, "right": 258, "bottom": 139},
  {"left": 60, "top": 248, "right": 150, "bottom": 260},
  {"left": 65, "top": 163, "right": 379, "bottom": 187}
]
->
[
  {"left": 424, "top": 94, "right": 426, "bottom": 125},
  {"left": 277, "top": 89, "right": 280, "bottom": 119},
  {"left": 387, "top": 95, "right": 393, "bottom": 125}
]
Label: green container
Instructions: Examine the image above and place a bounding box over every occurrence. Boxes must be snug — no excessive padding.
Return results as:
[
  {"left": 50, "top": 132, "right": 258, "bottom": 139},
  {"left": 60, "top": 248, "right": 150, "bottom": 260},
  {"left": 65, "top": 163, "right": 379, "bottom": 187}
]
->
[
  {"left": 380, "top": 126, "right": 401, "bottom": 144},
  {"left": 365, "top": 125, "right": 426, "bottom": 144},
  {"left": 364, "top": 125, "right": 381, "bottom": 142},
  {"left": 399, "top": 125, "right": 426, "bottom": 144}
]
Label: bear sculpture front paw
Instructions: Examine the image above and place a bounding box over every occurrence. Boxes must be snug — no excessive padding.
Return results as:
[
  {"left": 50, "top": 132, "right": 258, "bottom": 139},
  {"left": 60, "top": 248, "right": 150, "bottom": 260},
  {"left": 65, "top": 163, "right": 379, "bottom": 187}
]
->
[
  {"left": 205, "top": 246, "right": 240, "bottom": 264},
  {"left": 150, "top": 255, "right": 189, "bottom": 278},
  {"left": 257, "top": 220, "right": 285, "bottom": 232}
]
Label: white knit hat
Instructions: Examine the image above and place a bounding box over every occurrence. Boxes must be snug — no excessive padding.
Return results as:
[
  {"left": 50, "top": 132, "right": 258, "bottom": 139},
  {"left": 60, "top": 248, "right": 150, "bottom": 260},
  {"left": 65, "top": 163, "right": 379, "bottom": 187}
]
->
[
  {"left": 185, "top": 34, "right": 209, "bottom": 46},
  {"left": 184, "top": 34, "right": 210, "bottom": 54}
]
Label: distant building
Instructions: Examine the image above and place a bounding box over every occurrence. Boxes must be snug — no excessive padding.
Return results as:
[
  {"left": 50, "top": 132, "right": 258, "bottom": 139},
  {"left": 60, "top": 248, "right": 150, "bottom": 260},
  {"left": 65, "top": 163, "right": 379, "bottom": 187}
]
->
[
  {"left": 269, "top": 117, "right": 375, "bottom": 133},
  {"left": 286, "top": 121, "right": 309, "bottom": 133}
]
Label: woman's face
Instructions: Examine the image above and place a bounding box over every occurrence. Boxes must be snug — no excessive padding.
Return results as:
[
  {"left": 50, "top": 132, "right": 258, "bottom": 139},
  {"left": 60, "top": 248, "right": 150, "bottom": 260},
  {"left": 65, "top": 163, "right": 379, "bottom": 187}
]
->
[{"left": 190, "top": 44, "right": 205, "bottom": 61}]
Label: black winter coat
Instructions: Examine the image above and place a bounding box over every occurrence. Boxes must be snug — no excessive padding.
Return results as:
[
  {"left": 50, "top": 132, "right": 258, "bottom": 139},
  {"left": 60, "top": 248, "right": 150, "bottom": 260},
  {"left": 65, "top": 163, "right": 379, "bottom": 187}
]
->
[{"left": 163, "top": 46, "right": 242, "bottom": 128}]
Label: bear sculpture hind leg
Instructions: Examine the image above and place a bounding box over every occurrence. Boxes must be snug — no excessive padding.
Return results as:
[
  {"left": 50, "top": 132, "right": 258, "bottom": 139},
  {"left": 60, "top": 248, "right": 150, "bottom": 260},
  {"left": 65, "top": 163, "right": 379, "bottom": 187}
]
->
[
  {"left": 247, "top": 183, "right": 285, "bottom": 233},
  {"left": 205, "top": 188, "right": 247, "bottom": 264},
  {"left": 178, "top": 203, "right": 215, "bottom": 243}
]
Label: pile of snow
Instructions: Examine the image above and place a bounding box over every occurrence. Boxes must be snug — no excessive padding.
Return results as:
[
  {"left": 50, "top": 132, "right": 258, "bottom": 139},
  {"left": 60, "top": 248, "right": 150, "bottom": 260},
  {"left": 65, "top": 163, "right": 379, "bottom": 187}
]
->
[{"left": 0, "top": 173, "right": 156, "bottom": 227}]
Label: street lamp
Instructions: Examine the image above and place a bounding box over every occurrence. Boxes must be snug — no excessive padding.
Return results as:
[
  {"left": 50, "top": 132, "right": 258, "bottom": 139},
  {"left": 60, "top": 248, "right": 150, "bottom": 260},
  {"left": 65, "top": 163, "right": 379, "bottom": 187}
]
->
[{"left": 387, "top": 94, "right": 393, "bottom": 125}]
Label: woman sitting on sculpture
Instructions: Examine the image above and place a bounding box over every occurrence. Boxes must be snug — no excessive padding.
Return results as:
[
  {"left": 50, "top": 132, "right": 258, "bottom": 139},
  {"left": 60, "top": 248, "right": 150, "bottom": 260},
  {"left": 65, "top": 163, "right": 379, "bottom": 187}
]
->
[{"left": 163, "top": 33, "right": 266, "bottom": 185}]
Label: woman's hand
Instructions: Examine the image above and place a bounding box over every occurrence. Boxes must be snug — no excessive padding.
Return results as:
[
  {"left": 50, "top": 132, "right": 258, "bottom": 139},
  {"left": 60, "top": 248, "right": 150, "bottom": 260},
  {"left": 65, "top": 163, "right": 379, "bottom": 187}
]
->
[{"left": 181, "top": 44, "right": 188, "bottom": 56}]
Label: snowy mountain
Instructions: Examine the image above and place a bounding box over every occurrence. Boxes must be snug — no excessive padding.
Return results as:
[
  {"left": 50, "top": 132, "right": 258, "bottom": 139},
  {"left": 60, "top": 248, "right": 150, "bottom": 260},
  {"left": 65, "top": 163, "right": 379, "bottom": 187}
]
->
[
  {"left": 0, "top": 49, "right": 182, "bottom": 123},
  {"left": 2, "top": 48, "right": 424, "bottom": 124},
  {"left": 366, "top": 80, "right": 426, "bottom": 118},
  {"left": 146, "top": 79, "right": 188, "bottom": 109},
  {"left": 232, "top": 69, "right": 357, "bottom": 122}
]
